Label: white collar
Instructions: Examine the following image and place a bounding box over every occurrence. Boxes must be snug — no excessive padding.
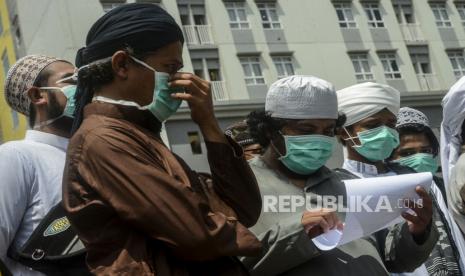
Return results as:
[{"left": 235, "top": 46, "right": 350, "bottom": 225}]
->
[
  {"left": 25, "top": 130, "right": 69, "bottom": 151},
  {"left": 342, "top": 159, "right": 395, "bottom": 178}
]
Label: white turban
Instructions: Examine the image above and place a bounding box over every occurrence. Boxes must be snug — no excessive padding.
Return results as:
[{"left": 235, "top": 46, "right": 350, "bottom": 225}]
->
[
  {"left": 440, "top": 77, "right": 465, "bottom": 185},
  {"left": 265, "top": 75, "right": 338, "bottom": 120},
  {"left": 337, "top": 82, "right": 400, "bottom": 126}
]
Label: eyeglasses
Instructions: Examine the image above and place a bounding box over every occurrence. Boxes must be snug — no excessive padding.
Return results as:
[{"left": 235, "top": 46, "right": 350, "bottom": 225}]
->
[{"left": 398, "top": 148, "right": 434, "bottom": 157}]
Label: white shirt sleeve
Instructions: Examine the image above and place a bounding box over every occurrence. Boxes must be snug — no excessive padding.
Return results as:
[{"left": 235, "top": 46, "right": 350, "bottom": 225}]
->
[
  {"left": 448, "top": 154, "right": 465, "bottom": 236},
  {"left": 0, "top": 144, "right": 32, "bottom": 260}
]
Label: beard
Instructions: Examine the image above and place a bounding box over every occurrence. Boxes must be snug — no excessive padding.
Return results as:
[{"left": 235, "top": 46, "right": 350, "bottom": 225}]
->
[
  {"left": 46, "top": 91, "right": 63, "bottom": 119},
  {"left": 46, "top": 91, "right": 72, "bottom": 134}
]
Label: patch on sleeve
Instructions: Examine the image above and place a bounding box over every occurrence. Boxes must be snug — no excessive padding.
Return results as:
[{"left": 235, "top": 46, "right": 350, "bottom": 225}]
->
[{"left": 43, "top": 217, "right": 71, "bottom": 237}]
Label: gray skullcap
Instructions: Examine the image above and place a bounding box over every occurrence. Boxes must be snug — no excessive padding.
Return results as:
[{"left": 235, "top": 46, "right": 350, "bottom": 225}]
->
[
  {"left": 396, "top": 107, "right": 430, "bottom": 128},
  {"left": 265, "top": 75, "right": 338, "bottom": 119},
  {"left": 4, "top": 55, "right": 65, "bottom": 116}
]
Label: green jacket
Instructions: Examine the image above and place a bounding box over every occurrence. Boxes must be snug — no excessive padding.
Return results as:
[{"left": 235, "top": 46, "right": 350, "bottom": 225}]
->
[{"left": 241, "top": 158, "right": 439, "bottom": 276}]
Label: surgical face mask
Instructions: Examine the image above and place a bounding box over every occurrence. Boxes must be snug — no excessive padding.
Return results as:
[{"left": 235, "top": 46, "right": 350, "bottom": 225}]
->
[
  {"left": 91, "top": 57, "right": 182, "bottom": 122},
  {"left": 131, "top": 57, "right": 183, "bottom": 122},
  {"left": 34, "top": 85, "right": 77, "bottom": 129},
  {"left": 274, "top": 133, "right": 336, "bottom": 175},
  {"left": 394, "top": 153, "right": 438, "bottom": 174},
  {"left": 344, "top": 125, "right": 399, "bottom": 162}
]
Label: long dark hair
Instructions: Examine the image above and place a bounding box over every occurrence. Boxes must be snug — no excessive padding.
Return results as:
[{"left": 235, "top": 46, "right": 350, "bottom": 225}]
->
[{"left": 71, "top": 47, "right": 149, "bottom": 134}]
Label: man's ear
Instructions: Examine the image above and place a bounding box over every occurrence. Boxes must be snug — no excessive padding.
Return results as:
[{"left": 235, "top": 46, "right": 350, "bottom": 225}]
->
[
  {"left": 111, "top": 51, "right": 130, "bottom": 80},
  {"left": 265, "top": 129, "right": 276, "bottom": 142},
  {"left": 269, "top": 129, "right": 287, "bottom": 155},
  {"left": 27, "top": 87, "right": 47, "bottom": 107}
]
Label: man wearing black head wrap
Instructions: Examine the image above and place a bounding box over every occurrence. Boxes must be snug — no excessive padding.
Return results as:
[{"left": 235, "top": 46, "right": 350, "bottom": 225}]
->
[{"left": 62, "top": 4, "right": 262, "bottom": 275}]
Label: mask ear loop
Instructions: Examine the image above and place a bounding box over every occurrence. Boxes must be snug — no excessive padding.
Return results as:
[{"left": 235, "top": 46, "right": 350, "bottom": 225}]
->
[
  {"left": 38, "top": 87, "right": 64, "bottom": 92},
  {"left": 130, "top": 56, "right": 156, "bottom": 72},
  {"left": 57, "top": 57, "right": 111, "bottom": 84},
  {"left": 32, "top": 87, "right": 68, "bottom": 130},
  {"left": 342, "top": 127, "right": 362, "bottom": 147},
  {"left": 270, "top": 131, "right": 287, "bottom": 159},
  {"left": 33, "top": 115, "right": 65, "bottom": 130},
  {"left": 56, "top": 75, "right": 77, "bottom": 84}
]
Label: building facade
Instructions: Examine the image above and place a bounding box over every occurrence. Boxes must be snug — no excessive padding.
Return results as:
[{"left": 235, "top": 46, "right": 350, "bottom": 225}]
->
[
  {"left": 164, "top": 0, "right": 464, "bottom": 170},
  {"left": 3, "top": 0, "right": 464, "bottom": 169},
  {"left": 0, "top": 0, "right": 27, "bottom": 143}
]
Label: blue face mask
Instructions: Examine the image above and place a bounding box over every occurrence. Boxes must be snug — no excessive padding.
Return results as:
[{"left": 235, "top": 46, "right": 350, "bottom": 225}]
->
[
  {"left": 274, "top": 133, "right": 336, "bottom": 175},
  {"left": 34, "top": 85, "right": 77, "bottom": 129},
  {"left": 131, "top": 57, "right": 184, "bottom": 122}
]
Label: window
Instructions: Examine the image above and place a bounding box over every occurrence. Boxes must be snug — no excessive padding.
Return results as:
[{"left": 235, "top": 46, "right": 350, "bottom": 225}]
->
[
  {"left": 364, "top": 3, "right": 384, "bottom": 28},
  {"left": 136, "top": 0, "right": 160, "bottom": 4},
  {"left": 448, "top": 51, "right": 465, "bottom": 79},
  {"left": 349, "top": 53, "right": 374, "bottom": 81},
  {"left": 410, "top": 54, "right": 431, "bottom": 74},
  {"left": 334, "top": 3, "right": 356, "bottom": 28},
  {"left": 379, "top": 52, "right": 402, "bottom": 79},
  {"left": 178, "top": 4, "right": 207, "bottom": 25},
  {"left": 2, "top": 51, "right": 9, "bottom": 77},
  {"left": 193, "top": 57, "right": 227, "bottom": 100},
  {"left": 193, "top": 14, "right": 207, "bottom": 25},
  {"left": 179, "top": 4, "right": 212, "bottom": 45},
  {"left": 11, "top": 109, "right": 19, "bottom": 129},
  {"left": 409, "top": 51, "right": 431, "bottom": 75},
  {"left": 240, "top": 56, "right": 265, "bottom": 85},
  {"left": 272, "top": 56, "right": 295, "bottom": 79},
  {"left": 192, "top": 58, "right": 222, "bottom": 81},
  {"left": 393, "top": 4, "right": 414, "bottom": 24},
  {"left": 430, "top": 3, "right": 451, "bottom": 27},
  {"left": 257, "top": 3, "right": 281, "bottom": 29},
  {"left": 456, "top": 3, "right": 465, "bottom": 27},
  {"left": 188, "top": 131, "right": 202, "bottom": 155},
  {"left": 226, "top": 2, "right": 249, "bottom": 29},
  {"left": 100, "top": 1, "right": 126, "bottom": 13}
]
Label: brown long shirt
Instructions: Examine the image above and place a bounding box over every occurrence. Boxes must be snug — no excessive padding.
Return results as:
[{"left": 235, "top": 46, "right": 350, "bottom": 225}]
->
[{"left": 62, "top": 102, "right": 262, "bottom": 275}]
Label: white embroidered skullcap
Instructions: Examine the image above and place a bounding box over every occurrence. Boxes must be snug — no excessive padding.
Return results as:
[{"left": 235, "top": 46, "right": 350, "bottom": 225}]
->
[{"left": 396, "top": 107, "right": 430, "bottom": 128}]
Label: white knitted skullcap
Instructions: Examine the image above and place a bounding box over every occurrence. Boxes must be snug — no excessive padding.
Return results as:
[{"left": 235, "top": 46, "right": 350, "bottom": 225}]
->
[{"left": 265, "top": 75, "right": 338, "bottom": 120}]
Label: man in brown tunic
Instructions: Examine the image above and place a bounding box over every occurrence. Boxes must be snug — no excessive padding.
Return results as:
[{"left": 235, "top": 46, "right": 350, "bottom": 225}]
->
[{"left": 62, "top": 3, "right": 261, "bottom": 275}]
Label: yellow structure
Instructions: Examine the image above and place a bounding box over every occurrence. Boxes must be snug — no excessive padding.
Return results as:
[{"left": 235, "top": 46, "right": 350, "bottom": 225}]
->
[{"left": 0, "top": 0, "right": 26, "bottom": 144}]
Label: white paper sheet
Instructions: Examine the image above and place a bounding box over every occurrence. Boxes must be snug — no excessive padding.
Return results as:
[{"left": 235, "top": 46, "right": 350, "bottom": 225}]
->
[{"left": 312, "top": 172, "right": 433, "bottom": 251}]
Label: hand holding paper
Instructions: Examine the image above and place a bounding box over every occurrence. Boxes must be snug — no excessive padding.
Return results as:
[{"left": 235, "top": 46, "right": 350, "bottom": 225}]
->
[
  {"left": 402, "top": 186, "right": 433, "bottom": 242},
  {"left": 312, "top": 172, "right": 433, "bottom": 251},
  {"left": 302, "top": 209, "right": 344, "bottom": 239}
]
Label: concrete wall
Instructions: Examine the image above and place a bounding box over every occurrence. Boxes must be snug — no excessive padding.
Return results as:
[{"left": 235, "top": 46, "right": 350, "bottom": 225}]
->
[
  {"left": 166, "top": 0, "right": 459, "bottom": 171},
  {"left": 16, "top": 0, "right": 103, "bottom": 62},
  {"left": 7, "top": 0, "right": 461, "bottom": 170},
  {"left": 201, "top": 0, "right": 465, "bottom": 97}
]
